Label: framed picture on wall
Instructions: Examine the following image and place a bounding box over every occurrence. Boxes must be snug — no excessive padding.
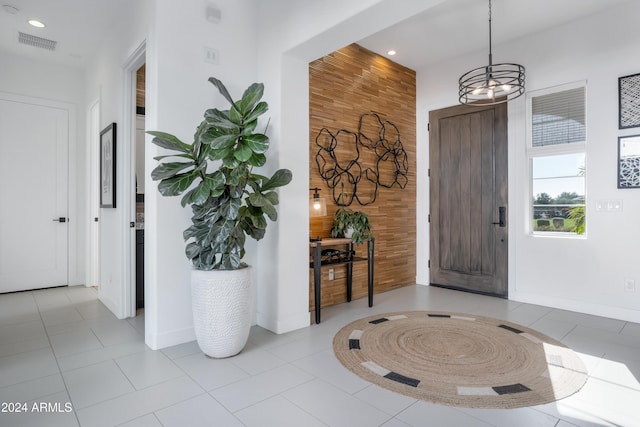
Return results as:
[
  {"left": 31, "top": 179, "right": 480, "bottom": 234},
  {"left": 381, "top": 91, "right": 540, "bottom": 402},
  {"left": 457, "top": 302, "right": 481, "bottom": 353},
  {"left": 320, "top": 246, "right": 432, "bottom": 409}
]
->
[
  {"left": 100, "top": 123, "right": 117, "bottom": 208},
  {"left": 619, "top": 72, "right": 640, "bottom": 129},
  {"left": 618, "top": 134, "right": 640, "bottom": 188}
]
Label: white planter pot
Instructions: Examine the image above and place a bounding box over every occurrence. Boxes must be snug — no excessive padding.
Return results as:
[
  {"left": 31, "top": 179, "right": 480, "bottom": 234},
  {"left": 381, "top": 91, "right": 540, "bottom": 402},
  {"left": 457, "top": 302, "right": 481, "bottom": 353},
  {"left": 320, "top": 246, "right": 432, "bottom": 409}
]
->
[
  {"left": 344, "top": 227, "right": 354, "bottom": 238},
  {"left": 191, "top": 267, "right": 253, "bottom": 358}
]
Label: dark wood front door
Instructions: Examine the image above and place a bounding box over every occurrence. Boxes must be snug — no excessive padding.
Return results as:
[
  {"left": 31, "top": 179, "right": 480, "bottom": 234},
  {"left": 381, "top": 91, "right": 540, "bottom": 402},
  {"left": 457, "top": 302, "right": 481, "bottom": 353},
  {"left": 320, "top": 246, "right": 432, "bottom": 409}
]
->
[{"left": 429, "top": 102, "right": 508, "bottom": 297}]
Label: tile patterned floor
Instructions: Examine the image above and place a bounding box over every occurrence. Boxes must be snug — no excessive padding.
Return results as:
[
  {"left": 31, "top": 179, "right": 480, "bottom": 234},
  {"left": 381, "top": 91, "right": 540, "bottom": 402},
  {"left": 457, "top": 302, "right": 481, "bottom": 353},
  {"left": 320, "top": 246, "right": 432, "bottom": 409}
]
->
[{"left": 0, "top": 284, "right": 639, "bottom": 426}]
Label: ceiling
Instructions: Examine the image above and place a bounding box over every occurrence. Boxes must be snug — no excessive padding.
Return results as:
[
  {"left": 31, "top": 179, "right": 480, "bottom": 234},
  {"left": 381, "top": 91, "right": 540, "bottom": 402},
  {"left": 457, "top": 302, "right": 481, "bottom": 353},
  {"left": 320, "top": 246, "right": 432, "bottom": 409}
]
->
[
  {"left": 358, "top": 0, "right": 629, "bottom": 71},
  {"left": 0, "top": 0, "right": 128, "bottom": 68},
  {"left": 0, "top": 0, "right": 629, "bottom": 70}
]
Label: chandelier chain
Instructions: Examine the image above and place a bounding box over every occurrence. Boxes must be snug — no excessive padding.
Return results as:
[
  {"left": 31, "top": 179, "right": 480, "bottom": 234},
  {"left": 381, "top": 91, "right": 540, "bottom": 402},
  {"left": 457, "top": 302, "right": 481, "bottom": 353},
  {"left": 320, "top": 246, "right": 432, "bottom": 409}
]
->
[
  {"left": 488, "top": 0, "right": 493, "bottom": 64},
  {"left": 458, "top": 0, "right": 525, "bottom": 105}
]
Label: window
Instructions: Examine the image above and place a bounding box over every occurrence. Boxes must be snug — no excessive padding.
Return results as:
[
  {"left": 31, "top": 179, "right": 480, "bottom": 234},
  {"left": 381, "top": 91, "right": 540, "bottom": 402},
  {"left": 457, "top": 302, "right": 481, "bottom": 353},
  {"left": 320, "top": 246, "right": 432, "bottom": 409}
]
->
[{"left": 527, "top": 84, "right": 586, "bottom": 235}]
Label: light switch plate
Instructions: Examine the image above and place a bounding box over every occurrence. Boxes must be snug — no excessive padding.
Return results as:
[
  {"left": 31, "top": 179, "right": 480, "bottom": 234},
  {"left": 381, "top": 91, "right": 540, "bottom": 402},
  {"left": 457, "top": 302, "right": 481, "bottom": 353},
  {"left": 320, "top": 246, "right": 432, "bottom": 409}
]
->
[{"left": 204, "top": 47, "right": 219, "bottom": 64}]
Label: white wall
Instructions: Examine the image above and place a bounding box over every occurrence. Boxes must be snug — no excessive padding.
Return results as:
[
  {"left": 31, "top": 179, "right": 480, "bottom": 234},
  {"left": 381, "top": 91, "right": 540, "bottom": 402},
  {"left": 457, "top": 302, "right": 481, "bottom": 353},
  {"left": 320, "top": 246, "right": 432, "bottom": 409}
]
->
[
  {"left": 0, "top": 52, "right": 85, "bottom": 286},
  {"left": 144, "top": 0, "right": 260, "bottom": 349},
  {"left": 417, "top": 1, "right": 640, "bottom": 322},
  {"left": 84, "top": 0, "right": 151, "bottom": 317},
  {"left": 143, "top": 0, "right": 449, "bottom": 347},
  {"left": 254, "top": 0, "right": 449, "bottom": 333}
]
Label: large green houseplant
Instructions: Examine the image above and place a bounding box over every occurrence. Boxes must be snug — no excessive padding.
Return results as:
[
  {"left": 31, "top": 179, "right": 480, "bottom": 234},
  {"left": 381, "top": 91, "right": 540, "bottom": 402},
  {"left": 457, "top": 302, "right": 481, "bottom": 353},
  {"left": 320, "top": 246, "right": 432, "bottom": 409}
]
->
[
  {"left": 148, "top": 77, "right": 292, "bottom": 357},
  {"left": 149, "top": 77, "right": 292, "bottom": 269}
]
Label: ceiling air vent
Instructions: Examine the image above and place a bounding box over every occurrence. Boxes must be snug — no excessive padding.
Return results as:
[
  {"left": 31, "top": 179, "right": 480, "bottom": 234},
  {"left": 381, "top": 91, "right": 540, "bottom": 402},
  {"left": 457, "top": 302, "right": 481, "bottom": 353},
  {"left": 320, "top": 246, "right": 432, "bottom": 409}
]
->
[{"left": 18, "top": 32, "right": 57, "bottom": 51}]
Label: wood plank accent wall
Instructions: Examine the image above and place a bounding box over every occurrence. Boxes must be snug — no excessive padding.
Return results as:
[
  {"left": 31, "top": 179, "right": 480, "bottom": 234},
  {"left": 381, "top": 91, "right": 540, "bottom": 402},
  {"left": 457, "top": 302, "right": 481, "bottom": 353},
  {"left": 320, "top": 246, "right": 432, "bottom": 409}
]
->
[
  {"left": 136, "top": 64, "right": 145, "bottom": 109},
  {"left": 308, "top": 43, "right": 417, "bottom": 310}
]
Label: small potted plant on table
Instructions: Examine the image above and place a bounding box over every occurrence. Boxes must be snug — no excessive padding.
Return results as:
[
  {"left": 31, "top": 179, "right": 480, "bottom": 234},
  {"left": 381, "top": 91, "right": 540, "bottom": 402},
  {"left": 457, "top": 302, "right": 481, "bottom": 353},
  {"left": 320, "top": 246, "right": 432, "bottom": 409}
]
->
[{"left": 330, "top": 208, "right": 373, "bottom": 245}]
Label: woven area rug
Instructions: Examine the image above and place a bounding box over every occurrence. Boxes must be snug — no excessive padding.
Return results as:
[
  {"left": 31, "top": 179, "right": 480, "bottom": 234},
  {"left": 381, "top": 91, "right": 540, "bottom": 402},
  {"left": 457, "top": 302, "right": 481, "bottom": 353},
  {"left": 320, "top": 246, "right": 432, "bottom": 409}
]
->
[{"left": 333, "top": 311, "right": 588, "bottom": 409}]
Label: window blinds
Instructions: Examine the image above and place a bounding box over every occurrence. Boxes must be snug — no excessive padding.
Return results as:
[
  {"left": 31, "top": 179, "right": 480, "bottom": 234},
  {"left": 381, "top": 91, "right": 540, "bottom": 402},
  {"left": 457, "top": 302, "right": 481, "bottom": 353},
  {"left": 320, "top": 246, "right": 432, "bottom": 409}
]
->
[{"left": 532, "top": 87, "right": 585, "bottom": 147}]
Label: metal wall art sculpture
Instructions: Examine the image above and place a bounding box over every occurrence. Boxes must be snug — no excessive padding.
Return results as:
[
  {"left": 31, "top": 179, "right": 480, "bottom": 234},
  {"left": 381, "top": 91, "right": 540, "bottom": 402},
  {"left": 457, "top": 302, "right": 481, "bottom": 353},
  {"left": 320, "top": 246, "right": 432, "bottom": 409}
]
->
[{"left": 315, "top": 112, "right": 408, "bottom": 206}]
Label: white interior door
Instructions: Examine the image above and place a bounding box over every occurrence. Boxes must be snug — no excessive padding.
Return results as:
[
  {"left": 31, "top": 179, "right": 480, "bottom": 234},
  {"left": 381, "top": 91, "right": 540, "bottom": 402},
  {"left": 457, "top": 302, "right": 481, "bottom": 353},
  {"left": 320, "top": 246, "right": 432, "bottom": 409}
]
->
[{"left": 0, "top": 95, "right": 69, "bottom": 292}]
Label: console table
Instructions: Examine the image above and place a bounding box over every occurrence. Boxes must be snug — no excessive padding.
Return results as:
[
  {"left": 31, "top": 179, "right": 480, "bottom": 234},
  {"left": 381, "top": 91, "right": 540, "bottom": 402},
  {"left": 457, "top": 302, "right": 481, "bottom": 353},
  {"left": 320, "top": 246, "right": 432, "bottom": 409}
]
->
[{"left": 309, "top": 237, "right": 375, "bottom": 324}]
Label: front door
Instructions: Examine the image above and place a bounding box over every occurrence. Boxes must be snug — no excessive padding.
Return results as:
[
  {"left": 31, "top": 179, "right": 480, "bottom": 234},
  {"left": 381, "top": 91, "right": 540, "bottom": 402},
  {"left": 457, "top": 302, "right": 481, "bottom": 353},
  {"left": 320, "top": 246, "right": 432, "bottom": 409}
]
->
[
  {"left": 429, "top": 102, "right": 508, "bottom": 297},
  {"left": 0, "top": 94, "right": 69, "bottom": 293}
]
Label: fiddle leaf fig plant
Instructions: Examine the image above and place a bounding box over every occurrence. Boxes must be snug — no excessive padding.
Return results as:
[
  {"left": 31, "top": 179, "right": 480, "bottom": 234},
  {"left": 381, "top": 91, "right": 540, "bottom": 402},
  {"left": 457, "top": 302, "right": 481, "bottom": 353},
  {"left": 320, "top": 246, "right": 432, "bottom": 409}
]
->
[{"left": 148, "top": 77, "right": 292, "bottom": 270}]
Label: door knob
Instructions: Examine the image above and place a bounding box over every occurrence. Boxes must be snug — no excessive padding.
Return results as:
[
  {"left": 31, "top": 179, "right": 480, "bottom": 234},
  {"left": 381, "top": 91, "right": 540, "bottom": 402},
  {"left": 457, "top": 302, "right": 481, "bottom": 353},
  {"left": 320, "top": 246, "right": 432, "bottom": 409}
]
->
[{"left": 52, "top": 217, "right": 67, "bottom": 223}]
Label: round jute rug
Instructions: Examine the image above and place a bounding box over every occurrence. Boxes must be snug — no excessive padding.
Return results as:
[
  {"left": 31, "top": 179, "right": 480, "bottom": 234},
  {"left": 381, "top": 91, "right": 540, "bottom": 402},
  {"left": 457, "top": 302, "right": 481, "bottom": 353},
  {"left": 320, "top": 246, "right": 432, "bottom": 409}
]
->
[{"left": 333, "top": 311, "right": 588, "bottom": 409}]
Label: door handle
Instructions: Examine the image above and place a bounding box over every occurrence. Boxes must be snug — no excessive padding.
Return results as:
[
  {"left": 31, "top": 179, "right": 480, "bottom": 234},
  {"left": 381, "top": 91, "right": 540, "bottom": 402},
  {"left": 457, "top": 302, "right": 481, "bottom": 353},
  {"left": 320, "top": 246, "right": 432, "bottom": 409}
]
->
[
  {"left": 491, "top": 207, "right": 506, "bottom": 227},
  {"left": 52, "top": 217, "right": 67, "bottom": 223}
]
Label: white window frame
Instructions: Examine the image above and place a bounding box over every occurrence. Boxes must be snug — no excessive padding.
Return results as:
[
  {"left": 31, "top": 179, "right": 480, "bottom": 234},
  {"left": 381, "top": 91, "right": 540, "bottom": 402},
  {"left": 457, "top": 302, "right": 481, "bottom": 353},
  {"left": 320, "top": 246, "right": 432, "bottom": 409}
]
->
[{"left": 525, "top": 81, "right": 587, "bottom": 237}]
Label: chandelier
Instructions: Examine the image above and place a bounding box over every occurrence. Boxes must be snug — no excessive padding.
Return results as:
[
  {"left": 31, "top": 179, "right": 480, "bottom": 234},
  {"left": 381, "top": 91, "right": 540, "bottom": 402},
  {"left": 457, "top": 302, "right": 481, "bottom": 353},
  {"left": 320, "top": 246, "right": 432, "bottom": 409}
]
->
[{"left": 458, "top": 0, "right": 525, "bottom": 106}]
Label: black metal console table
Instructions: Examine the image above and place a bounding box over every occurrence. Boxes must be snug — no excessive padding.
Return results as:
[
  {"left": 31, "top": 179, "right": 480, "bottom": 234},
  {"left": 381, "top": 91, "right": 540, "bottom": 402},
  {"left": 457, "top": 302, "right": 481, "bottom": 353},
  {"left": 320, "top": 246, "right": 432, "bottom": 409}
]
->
[{"left": 309, "top": 237, "right": 375, "bottom": 324}]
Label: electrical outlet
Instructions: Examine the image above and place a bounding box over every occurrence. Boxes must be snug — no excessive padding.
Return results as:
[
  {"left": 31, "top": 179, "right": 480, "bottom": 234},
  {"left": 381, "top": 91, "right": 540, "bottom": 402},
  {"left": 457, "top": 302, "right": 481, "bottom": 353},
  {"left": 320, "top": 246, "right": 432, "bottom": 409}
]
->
[
  {"left": 329, "top": 269, "right": 334, "bottom": 281},
  {"left": 624, "top": 278, "right": 635, "bottom": 292}
]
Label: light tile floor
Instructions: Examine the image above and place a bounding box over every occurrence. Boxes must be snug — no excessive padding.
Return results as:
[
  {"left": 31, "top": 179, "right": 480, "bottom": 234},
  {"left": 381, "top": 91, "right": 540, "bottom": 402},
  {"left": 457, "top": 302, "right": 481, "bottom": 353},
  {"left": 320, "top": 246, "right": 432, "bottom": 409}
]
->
[{"left": 0, "top": 284, "right": 639, "bottom": 426}]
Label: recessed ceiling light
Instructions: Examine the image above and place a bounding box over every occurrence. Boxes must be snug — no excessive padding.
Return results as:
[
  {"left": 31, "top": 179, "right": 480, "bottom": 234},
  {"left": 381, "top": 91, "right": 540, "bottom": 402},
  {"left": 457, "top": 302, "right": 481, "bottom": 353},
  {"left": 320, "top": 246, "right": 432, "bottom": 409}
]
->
[
  {"left": 387, "top": 50, "right": 397, "bottom": 56},
  {"left": 27, "top": 19, "right": 46, "bottom": 28}
]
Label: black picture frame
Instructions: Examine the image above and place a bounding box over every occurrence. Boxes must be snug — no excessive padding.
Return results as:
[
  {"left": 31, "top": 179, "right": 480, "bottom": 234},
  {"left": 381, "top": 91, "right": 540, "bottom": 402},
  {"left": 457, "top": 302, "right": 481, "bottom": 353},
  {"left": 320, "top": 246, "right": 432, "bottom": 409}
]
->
[
  {"left": 100, "top": 123, "right": 117, "bottom": 208},
  {"left": 619, "top": 72, "right": 640, "bottom": 129},
  {"left": 618, "top": 134, "right": 640, "bottom": 189}
]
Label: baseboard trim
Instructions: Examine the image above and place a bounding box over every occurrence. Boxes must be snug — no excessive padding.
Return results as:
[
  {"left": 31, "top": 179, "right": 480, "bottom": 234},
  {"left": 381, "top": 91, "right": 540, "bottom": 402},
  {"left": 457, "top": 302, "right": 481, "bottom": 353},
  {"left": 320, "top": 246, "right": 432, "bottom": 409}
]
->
[
  {"left": 257, "top": 311, "right": 310, "bottom": 334},
  {"left": 509, "top": 291, "right": 640, "bottom": 323},
  {"left": 146, "top": 326, "right": 196, "bottom": 351}
]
